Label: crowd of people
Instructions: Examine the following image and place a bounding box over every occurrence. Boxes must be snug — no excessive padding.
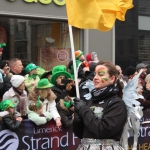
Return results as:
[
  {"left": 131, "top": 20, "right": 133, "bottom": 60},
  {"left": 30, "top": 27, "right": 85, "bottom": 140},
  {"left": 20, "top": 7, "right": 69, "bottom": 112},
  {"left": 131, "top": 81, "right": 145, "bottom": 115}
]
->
[{"left": 0, "top": 49, "right": 150, "bottom": 149}]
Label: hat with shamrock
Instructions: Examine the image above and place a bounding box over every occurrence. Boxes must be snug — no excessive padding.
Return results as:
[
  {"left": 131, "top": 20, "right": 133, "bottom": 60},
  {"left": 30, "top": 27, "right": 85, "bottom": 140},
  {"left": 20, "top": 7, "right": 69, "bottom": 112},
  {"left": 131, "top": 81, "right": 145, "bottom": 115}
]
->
[
  {"left": 50, "top": 65, "right": 72, "bottom": 85},
  {"left": 0, "top": 100, "right": 16, "bottom": 111}
]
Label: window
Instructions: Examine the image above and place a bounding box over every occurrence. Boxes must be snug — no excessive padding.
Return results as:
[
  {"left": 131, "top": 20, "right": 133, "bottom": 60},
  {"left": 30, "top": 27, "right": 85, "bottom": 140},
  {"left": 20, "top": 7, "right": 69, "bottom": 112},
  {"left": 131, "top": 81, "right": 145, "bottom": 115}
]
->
[
  {"left": 138, "top": 0, "right": 150, "bottom": 16},
  {"left": 138, "top": 31, "right": 150, "bottom": 61},
  {"left": 0, "top": 17, "right": 81, "bottom": 70}
]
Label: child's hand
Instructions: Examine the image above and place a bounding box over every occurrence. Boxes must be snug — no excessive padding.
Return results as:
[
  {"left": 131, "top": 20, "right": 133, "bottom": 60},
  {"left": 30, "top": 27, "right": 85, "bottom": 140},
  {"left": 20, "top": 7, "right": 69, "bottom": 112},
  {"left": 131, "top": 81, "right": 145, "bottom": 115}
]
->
[
  {"left": 16, "top": 117, "right": 22, "bottom": 122},
  {"left": 69, "top": 106, "right": 74, "bottom": 112},
  {"left": 72, "top": 113, "right": 74, "bottom": 120},
  {"left": 31, "top": 81, "right": 36, "bottom": 85},
  {"left": 55, "top": 118, "right": 62, "bottom": 127}
]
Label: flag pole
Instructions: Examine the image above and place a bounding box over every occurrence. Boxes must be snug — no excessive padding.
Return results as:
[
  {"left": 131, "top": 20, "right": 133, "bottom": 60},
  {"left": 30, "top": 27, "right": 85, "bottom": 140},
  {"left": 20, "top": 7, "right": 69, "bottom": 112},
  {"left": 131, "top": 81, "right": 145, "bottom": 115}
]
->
[{"left": 68, "top": 25, "right": 80, "bottom": 98}]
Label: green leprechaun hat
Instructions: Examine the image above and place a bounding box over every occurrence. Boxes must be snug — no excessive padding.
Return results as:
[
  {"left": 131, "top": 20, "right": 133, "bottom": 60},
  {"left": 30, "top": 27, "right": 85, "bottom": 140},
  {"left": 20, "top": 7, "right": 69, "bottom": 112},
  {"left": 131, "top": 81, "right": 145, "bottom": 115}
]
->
[
  {"left": 0, "top": 100, "right": 16, "bottom": 111},
  {"left": 36, "top": 78, "right": 54, "bottom": 89},
  {"left": 50, "top": 65, "right": 72, "bottom": 85}
]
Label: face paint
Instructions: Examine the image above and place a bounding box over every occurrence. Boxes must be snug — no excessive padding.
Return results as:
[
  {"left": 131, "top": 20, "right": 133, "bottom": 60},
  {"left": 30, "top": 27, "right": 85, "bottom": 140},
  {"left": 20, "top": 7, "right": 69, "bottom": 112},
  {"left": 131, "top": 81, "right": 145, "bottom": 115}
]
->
[
  {"left": 95, "top": 67, "right": 106, "bottom": 75},
  {"left": 101, "top": 78, "right": 108, "bottom": 83},
  {"left": 94, "top": 65, "right": 114, "bottom": 89}
]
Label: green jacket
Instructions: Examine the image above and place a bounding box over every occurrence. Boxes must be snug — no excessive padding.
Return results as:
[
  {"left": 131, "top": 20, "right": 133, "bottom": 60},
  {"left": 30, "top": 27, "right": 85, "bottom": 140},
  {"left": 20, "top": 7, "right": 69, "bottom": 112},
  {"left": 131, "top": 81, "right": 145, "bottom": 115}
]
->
[{"left": 24, "top": 74, "right": 40, "bottom": 91}]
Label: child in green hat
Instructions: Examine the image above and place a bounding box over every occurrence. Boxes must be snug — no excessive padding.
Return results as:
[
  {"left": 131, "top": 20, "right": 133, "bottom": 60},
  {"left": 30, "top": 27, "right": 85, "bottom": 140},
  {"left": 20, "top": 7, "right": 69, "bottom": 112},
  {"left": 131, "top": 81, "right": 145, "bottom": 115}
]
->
[
  {"left": 0, "top": 99, "right": 22, "bottom": 131},
  {"left": 27, "top": 98, "right": 52, "bottom": 126},
  {"left": 28, "top": 78, "right": 62, "bottom": 127},
  {"left": 24, "top": 63, "right": 40, "bottom": 92}
]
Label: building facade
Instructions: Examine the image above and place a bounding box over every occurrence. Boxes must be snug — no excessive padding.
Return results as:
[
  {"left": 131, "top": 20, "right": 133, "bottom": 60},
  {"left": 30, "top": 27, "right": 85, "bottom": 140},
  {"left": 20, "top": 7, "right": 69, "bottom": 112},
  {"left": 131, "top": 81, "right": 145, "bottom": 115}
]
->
[
  {"left": 0, "top": 0, "right": 114, "bottom": 70},
  {"left": 115, "top": 0, "right": 150, "bottom": 73}
]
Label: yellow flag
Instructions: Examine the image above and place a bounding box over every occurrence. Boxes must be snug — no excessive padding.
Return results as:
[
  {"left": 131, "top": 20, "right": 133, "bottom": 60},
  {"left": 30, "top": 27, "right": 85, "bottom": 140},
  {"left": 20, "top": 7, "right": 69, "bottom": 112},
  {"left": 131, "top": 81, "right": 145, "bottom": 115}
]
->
[{"left": 66, "top": 0, "right": 134, "bottom": 31}]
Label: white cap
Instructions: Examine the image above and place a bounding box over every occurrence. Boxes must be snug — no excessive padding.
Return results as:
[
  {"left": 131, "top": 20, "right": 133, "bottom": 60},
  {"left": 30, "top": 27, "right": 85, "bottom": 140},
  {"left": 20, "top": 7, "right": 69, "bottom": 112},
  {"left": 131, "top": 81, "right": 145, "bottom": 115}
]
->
[{"left": 10, "top": 75, "right": 25, "bottom": 88}]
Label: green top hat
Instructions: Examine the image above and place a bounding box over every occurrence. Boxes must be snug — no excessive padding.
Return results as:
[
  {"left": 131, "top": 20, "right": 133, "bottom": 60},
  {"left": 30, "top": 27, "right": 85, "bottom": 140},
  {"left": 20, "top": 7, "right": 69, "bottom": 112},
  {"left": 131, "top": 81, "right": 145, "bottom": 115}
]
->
[
  {"left": 25, "top": 63, "right": 38, "bottom": 73},
  {"left": 36, "top": 78, "right": 54, "bottom": 89},
  {"left": 50, "top": 65, "right": 72, "bottom": 85},
  {"left": 0, "top": 100, "right": 16, "bottom": 111}
]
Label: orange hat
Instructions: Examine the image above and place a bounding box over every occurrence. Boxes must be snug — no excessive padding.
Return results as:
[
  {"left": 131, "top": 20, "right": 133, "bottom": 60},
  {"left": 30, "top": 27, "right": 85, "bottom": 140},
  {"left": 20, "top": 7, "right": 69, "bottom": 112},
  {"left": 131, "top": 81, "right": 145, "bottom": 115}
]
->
[{"left": 75, "top": 50, "right": 83, "bottom": 59}]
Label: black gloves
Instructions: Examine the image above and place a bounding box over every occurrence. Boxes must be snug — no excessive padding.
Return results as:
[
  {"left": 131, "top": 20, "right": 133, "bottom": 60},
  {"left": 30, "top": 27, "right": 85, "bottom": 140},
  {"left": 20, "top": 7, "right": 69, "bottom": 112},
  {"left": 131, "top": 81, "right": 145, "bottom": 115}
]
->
[{"left": 74, "top": 97, "right": 86, "bottom": 113}]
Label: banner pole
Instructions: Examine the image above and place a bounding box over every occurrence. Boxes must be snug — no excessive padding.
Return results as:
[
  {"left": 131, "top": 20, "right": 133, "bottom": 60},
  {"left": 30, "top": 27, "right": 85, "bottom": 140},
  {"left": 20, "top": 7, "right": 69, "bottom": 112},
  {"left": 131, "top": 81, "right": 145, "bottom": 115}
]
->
[{"left": 68, "top": 25, "right": 80, "bottom": 98}]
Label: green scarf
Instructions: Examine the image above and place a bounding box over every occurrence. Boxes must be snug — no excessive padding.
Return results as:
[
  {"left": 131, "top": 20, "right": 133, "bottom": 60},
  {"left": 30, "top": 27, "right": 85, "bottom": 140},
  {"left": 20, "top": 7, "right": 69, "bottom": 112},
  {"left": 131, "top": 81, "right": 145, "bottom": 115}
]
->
[
  {"left": 28, "top": 74, "right": 37, "bottom": 80},
  {"left": 64, "top": 101, "right": 74, "bottom": 109},
  {"left": 36, "top": 96, "right": 41, "bottom": 108}
]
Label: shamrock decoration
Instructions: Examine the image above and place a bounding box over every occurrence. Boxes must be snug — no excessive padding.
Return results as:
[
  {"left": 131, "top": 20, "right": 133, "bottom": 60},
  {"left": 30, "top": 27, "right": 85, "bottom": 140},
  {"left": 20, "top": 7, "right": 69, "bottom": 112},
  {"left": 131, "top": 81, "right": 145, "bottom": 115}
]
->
[{"left": 90, "top": 106, "right": 103, "bottom": 118}]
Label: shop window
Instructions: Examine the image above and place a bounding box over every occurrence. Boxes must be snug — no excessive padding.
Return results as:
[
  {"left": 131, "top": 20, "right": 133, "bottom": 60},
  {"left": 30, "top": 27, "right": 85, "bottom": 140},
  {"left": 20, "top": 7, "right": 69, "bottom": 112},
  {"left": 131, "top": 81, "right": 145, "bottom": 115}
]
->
[{"left": 0, "top": 17, "right": 81, "bottom": 70}]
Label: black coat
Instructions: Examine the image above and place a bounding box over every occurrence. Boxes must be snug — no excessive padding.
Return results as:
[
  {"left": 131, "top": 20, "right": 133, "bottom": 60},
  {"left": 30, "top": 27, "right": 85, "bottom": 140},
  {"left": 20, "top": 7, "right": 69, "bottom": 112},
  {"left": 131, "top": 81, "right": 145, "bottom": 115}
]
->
[
  {"left": 56, "top": 102, "right": 73, "bottom": 128},
  {"left": 51, "top": 85, "right": 76, "bottom": 103},
  {"left": 0, "top": 75, "right": 12, "bottom": 99},
  {"left": 51, "top": 85, "right": 68, "bottom": 103},
  {"left": 2, "top": 114, "right": 21, "bottom": 131},
  {"left": 73, "top": 95, "right": 127, "bottom": 140}
]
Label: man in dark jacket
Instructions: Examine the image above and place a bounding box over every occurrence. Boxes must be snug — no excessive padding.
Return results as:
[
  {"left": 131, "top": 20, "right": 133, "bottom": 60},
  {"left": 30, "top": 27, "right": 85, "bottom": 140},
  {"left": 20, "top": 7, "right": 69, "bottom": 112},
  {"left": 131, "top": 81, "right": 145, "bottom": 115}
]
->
[{"left": 9, "top": 58, "right": 24, "bottom": 75}]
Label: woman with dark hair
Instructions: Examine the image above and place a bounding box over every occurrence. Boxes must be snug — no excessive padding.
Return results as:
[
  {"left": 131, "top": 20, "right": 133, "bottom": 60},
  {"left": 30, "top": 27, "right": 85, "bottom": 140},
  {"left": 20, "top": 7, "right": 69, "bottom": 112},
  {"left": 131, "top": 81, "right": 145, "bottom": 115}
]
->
[{"left": 73, "top": 60, "right": 127, "bottom": 150}]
